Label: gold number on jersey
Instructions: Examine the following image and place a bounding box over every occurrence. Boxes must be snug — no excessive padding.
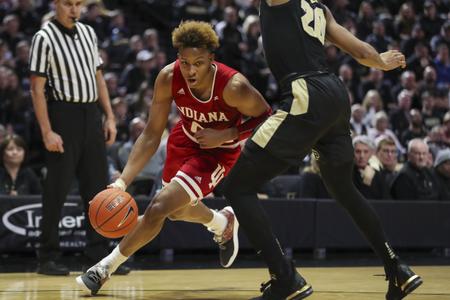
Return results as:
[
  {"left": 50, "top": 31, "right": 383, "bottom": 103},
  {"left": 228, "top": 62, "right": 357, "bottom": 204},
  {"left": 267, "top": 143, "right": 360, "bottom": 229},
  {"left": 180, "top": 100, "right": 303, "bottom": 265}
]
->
[
  {"left": 191, "top": 121, "right": 204, "bottom": 134},
  {"left": 300, "top": 0, "right": 326, "bottom": 45}
]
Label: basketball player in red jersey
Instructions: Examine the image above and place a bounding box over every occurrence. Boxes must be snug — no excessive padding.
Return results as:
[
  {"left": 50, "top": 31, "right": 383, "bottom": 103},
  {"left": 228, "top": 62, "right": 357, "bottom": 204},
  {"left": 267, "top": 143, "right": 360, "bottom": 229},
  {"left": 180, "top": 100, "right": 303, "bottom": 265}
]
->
[{"left": 76, "top": 20, "right": 271, "bottom": 295}]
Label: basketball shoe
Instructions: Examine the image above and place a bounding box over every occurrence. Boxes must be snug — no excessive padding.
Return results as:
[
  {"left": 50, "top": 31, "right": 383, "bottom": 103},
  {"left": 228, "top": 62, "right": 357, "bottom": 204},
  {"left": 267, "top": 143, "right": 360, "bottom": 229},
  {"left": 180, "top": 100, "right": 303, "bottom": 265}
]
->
[
  {"left": 385, "top": 258, "right": 423, "bottom": 300},
  {"left": 252, "top": 260, "right": 313, "bottom": 300},
  {"left": 213, "top": 206, "right": 239, "bottom": 268},
  {"left": 76, "top": 263, "right": 110, "bottom": 295}
]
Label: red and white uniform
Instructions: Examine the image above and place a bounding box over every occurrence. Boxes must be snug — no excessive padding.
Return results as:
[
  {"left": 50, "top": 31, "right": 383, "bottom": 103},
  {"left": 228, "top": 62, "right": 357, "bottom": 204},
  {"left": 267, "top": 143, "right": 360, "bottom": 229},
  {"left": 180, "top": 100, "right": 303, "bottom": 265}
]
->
[{"left": 162, "top": 60, "right": 242, "bottom": 204}]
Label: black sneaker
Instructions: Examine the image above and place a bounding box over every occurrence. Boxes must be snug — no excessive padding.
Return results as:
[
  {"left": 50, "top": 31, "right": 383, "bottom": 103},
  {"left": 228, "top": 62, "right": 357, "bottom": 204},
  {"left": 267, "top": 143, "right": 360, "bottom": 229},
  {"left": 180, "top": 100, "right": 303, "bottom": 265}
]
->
[
  {"left": 37, "top": 260, "right": 69, "bottom": 276},
  {"left": 385, "top": 259, "right": 423, "bottom": 300},
  {"left": 213, "top": 206, "right": 239, "bottom": 268},
  {"left": 76, "top": 264, "right": 110, "bottom": 296},
  {"left": 252, "top": 263, "right": 313, "bottom": 300}
]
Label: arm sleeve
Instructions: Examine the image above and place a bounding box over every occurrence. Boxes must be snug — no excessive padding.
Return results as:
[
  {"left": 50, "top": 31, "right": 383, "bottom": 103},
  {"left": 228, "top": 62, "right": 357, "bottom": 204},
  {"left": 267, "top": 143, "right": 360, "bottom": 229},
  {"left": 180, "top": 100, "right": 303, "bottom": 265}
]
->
[{"left": 29, "top": 33, "right": 50, "bottom": 77}]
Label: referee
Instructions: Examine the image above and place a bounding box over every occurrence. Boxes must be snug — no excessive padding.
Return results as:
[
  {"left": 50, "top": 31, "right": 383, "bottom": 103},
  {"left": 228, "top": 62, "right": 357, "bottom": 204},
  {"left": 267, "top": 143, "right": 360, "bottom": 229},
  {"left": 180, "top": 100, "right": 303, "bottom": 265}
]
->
[{"left": 29, "top": 0, "right": 127, "bottom": 276}]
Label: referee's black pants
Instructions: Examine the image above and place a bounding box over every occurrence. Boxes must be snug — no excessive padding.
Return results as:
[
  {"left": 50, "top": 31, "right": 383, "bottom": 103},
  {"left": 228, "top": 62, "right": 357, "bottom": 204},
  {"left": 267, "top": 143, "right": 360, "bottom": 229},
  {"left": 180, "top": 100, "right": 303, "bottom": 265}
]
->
[{"left": 38, "top": 101, "right": 109, "bottom": 262}]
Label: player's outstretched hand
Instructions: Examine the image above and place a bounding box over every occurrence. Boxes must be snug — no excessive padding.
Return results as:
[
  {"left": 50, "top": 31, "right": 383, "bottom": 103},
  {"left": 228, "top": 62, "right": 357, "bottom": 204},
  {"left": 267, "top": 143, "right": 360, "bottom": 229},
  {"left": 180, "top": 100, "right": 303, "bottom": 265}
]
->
[
  {"left": 380, "top": 50, "right": 406, "bottom": 71},
  {"left": 107, "top": 178, "right": 127, "bottom": 191}
]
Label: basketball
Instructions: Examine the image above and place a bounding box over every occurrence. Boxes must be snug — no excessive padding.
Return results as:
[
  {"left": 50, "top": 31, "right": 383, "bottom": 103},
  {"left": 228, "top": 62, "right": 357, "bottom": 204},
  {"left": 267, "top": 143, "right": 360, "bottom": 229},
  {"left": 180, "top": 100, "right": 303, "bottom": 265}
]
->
[{"left": 89, "top": 189, "right": 138, "bottom": 239}]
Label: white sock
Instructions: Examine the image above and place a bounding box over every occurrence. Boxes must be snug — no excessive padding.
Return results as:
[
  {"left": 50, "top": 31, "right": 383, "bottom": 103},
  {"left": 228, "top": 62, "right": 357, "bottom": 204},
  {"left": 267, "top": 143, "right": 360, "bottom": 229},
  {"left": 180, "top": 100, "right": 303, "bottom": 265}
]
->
[
  {"left": 99, "top": 245, "right": 128, "bottom": 274},
  {"left": 204, "top": 209, "right": 227, "bottom": 235}
]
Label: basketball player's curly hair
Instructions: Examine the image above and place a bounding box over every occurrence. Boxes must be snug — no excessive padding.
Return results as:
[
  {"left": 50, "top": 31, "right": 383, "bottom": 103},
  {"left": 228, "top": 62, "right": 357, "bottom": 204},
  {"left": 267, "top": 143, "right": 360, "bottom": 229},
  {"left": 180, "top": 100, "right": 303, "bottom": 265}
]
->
[{"left": 172, "top": 20, "right": 220, "bottom": 52}]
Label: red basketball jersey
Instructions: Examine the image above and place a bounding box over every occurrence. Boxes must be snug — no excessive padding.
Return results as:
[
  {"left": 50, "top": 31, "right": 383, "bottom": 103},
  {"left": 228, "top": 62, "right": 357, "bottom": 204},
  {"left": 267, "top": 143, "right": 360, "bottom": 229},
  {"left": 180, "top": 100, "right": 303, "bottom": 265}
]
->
[{"left": 172, "top": 60, "right": 242, "bottom": 148}]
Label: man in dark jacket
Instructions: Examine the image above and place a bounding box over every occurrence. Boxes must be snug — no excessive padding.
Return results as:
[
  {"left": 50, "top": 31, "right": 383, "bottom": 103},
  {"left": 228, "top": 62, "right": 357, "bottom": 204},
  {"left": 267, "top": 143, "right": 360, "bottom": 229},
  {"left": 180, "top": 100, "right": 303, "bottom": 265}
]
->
[
  {"left": 433, "top": 149, "right": 450, "bottom": 200},
  {"left": 391, "top": 138, "right": 440, "bottom": 200}
]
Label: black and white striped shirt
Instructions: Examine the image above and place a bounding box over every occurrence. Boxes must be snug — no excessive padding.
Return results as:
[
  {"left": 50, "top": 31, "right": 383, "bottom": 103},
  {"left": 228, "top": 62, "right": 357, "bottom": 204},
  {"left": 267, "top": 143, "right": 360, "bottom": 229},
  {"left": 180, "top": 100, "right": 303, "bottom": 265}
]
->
[{"left": 29, "top": 19, "right": 102, "bottom": 103}]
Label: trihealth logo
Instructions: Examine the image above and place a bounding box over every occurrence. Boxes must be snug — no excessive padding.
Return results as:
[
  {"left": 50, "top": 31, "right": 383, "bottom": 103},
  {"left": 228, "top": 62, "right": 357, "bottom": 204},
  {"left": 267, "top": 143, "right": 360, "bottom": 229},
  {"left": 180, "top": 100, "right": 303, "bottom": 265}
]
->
[{"left": 2, "top": 203, "right": 84, "bottom": 236}]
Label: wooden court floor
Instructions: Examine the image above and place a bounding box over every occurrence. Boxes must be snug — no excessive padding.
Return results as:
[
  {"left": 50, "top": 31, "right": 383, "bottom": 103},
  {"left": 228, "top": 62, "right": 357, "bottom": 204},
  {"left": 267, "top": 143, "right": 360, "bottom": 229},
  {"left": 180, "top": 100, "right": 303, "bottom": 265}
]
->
[{"left": 0, "top": 266, "right": 449, "bottom": 299}]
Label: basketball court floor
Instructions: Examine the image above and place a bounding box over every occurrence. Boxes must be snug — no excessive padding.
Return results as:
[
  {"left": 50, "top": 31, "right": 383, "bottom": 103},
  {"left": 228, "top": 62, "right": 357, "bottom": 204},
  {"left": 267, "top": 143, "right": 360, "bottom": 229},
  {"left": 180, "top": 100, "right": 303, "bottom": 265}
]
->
[{"left": 0, "top": 266, "right": 449, "bottom": 299}]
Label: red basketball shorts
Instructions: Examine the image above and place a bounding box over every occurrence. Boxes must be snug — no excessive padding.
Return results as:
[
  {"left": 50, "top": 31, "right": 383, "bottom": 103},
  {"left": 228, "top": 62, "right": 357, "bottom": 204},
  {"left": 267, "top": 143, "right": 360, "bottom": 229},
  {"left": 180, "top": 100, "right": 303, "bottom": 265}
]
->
[{"left": 162, "top": 123, "right": 241, "bottom": 205}]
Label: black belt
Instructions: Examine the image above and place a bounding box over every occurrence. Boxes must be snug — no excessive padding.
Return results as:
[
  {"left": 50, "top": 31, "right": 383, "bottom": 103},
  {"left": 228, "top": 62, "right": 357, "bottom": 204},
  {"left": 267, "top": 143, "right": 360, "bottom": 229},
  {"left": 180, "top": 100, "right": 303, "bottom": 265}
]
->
[{"left": 279, "top": 70, "right": 329, "bottom": 93}]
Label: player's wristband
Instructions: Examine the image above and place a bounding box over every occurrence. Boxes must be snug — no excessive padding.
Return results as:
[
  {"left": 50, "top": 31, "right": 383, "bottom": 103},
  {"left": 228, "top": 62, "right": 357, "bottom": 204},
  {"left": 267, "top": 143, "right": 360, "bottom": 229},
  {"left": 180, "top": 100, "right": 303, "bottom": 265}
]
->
[
  {"left": 113, "top": 178, "right": 127, "bottom": 191},
  {"left": 236, "top": 108, "right": 272, "bottom": 141}
]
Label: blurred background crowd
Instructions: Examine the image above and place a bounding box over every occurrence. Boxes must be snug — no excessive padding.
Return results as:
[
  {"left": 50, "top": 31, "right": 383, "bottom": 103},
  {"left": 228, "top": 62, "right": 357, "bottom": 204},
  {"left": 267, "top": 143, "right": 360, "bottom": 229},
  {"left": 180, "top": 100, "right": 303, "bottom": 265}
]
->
[{"left": 0, "top": 0, "right": 449, "bottom": 200}]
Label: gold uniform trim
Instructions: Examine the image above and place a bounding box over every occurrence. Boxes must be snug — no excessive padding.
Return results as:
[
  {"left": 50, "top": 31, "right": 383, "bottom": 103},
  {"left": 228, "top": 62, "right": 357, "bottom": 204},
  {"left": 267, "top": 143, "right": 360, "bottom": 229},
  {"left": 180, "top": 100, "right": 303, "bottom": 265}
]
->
[
  {"left": 251, "top": 110, "right": 288, "bottom": 148},
  {"left": 286, "top": 284, "right": 312, "bottom": 300},
  {"left": 290, "top": 78, "right": 309, "bottom": 115},
  {"left": 401, "top": 275, "right": 419, "bottom": 291}
]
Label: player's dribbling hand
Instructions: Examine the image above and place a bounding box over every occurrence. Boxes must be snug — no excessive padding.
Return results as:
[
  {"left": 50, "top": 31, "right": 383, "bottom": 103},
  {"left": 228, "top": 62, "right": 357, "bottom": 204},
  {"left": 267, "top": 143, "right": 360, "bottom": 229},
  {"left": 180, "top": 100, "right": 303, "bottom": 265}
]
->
[
  {"left": 43, "top": 130, "right": 64, "bottom": 153},
  {"left": 107, "top": 178, "right": 127, "bottom": 191},
  {"left": 380, "top": 50, "right": 406, "bottom": 71},
  {"left": 195, "top": 128, "right": 228, "bottom": 149}
]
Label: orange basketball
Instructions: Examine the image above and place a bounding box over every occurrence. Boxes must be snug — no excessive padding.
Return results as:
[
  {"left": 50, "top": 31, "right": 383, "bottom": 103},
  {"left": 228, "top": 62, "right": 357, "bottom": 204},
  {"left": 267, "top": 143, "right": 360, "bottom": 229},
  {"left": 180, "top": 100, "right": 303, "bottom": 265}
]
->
[{"left": 89, "top": 189, "right": 138, "bottom": 239}]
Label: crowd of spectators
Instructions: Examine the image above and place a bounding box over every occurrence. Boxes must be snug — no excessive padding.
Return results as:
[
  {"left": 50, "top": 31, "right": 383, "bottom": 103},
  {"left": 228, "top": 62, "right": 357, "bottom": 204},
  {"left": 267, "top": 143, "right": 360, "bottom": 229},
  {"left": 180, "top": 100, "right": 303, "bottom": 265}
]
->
[{"left": 0, "top": 0, "right": 448, "bottom": 200}]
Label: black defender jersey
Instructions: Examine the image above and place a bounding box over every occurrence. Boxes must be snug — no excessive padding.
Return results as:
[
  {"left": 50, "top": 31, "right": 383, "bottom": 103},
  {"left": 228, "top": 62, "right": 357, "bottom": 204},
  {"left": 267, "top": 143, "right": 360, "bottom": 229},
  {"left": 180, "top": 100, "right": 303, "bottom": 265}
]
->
[{"left": 259, "top": 0, "right": 329, "bottom": 83}]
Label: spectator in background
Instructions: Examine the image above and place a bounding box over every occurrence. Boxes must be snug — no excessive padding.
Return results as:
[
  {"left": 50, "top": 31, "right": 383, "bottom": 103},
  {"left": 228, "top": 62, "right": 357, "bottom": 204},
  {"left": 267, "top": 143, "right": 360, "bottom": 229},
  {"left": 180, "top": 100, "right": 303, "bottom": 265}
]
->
[
  {"left": 421, "top": 91, "right": 443, "bottom": 130},
  {"left": 368, "top": 111, "right": 405, "bottom": 154},
  {"left": 433, "top": 43, "right": 450, "bottom": 88},
  {"left": 406, "top": 42, "right": 434, "bottom": 81},
  {"left": 0, "top": 38, "right": 13, "bottom": 68},
  {"left": 390, "top": 89, "right": 412, "bottom": 138},
  {"left": 80, "top": 0, "right": 108, "bottom": 42},
  {"left": 0, "top": 14, "right": 25, "bottom": 56},
  {"left": 402, "top": 23, "right": 426, "bottom": 58},
  {"left": 443, "top": 111, "right": 450, "bottom": 143},
  {"left": 0, "top": 134, "right": 41, "bottom": 195},
  {"left": 391, "top": 70, "right": 419, "bottom": 108},
  {"left": 241, "top": 0, "right": 259, "bottom": 19},
  {"left": 107, "top": 10, "right": 129, "bottom": 43},
  {"left": 417, "top": 66, "right": 439, "bottom": 97},
  {"left": 401, "top": 109, "right": 428, "bottom": 147},
  {"left": 142, "top": 28, "right": 160, "bottom": 53},
  {"left": 117, "top": 117, "right": 166, "bottom": 194},
  {"left": 366, "top": 20, "right": 392, "bottom": 53},
  {"left": 324, "top": 44, "right": 342, "bottom": 75},
  {"left": 362, "top": 89, "right": 384, "bottom": 126},
  {"left": 0, "top": 124, "right": 6, "bottom": 144},
  {"left": 350, "top": 104, "right": 368, "bottom": 136},
  {"left": 391, "top": 138, "right": 440, "bottom": 200},
  {"left": 359, "top": 67, "right": 393, "bottom": 110},
  {"left": 339, "top": 64, "right": 359, "bottom": 103},
  {"left": 356, "top": 1, "right": 375, "bottom": 41},
  {"left": 215, "top": 6, "right": 245, "bottom": 71},
  {"left": 331, "top": 0, "right": 354, "bottom": 25},
  {"left": 430, "top": 21, "right": 450, "bottom": 54},
  {"left": 14, "top": 40, "right": 30, "bottom": 87},
  {"left": 372, "top": 135, "right": 402, "bottom": 188},
  {"left": 419, "top": 0, "right": 445, "bottom": 40},
  {"left": 11, "top": 0, "right": 40, "bottom": 38},
  {"left": 104, "top": 72, "right": 121, "bottom": 99},
  {"left": 177, "top": 0, "right": 210, "bottom": 23},
  {"left": 299, "top": 156, "right": 330, "bottom": 199},
  {"left": 128, "top": 82, "right": 154, "bottom": 118},
  {"left": 432, "top": 148, "right": 450, "bottom": 200},
  {"left": 123, "top": 35, "right": 144, "bottom": 66},
  {"left": 425, "top": 125, "right": 450, "bottom": 158},
  {"left": 352, "top": 135, "right": 390, "bottom": 199},
  {"left": 394, "top": 2, "right": 416, "bottom": 40},
  {"left": 111, "top": 97, "right": 131, "bottom": 142},
  {"left": 242, "top": 14, "right": 260, "bottom": 53},
  {"left": 120, "top": 49, "right": 156, "bottom": 94}
]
